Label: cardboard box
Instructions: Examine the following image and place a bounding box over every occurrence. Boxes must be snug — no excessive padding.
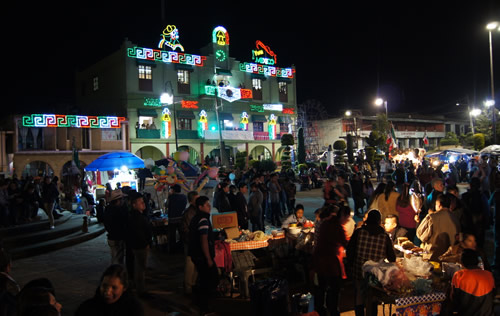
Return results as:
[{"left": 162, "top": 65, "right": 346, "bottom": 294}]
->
[
  {"left": 212, "top": 212, "right": 238, "bottom": 229},
  {"left": 224, "top": 226, "right": 240, "bottom": 239}
]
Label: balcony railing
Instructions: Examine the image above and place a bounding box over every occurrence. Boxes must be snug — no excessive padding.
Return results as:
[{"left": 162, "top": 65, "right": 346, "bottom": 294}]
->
[
  {"left": 253, "top": 132, "right": 269, "bottom": 140},
  {"left": 136, "top": 129, "right": 161, "bottom": 139}
]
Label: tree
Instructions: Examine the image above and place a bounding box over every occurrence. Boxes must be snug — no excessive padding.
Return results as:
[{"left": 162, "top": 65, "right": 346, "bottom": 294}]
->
[
  {"left": 475, "top": 112, "right": 500, "bottom": 145},
  {"left": 439, "top": 132, "right": 460, "bottom": 147},
  {"left": 473, "top": 133, "right": 485, "bottom": 150},
  {"left": 297, "top": 127, "right": 306, "bottom": 164},
  {"left": 235, "top": 151, "right": 247, "bottom": 170},
  {"left": 365, "top": 131, "right": 386, "bottom": 149},
  {"left": 280, "top": 134, "right": 294, "bottom": 171},
  {"left": 259, "top": 159, "right": 277, "bottom": 173}
]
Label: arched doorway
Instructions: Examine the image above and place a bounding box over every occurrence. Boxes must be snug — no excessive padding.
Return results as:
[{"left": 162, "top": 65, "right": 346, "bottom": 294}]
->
[
  {"left": 250, "top": 145, "right": 272, "bottom": 161},
  {"left": 209, "top": 145, "right": 237, "bottom": 166},
  {"left": 21, "top": 161, "right": 54, "bottom": 178},
  {"left": 178, "top": 146, "right": 200, "bottom": 165},
  {"left": 135, "top": 146, "right": 164, "bottom": 161}
]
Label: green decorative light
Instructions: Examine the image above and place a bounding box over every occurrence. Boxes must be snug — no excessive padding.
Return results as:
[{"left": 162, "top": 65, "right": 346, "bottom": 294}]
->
[
  {"left": 250, "top": 104, "right": 264, "bottom": 112},
  {"left": 215, "top": 49, "right": 227, "bottom": 62},
  {"left": 144, "top": 98, "right": 162, "bottom": 107}
]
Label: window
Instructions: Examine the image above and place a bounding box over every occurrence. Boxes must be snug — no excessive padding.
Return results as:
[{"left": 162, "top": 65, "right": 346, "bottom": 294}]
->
[
  {"left": 178, "top": 118, "right": 192, "bottom": 130},
  {"left": 279, "top": 123, "right": 289, "bottom": 133},
  {"left": 279, "top": 82, "right": 288, "bottom": 102},
  {"left": 81, "top": 129, "right": 90, "bottom": 149},
  {"left": 138, "top": 65, "right": 152, "bottom": 91},
  {"left": 215, "top": 75, "right": 230, "bottom": 87},
  {"left": 102, "top": 128, "right": 122, "bottom": 141},
  {"left": 253, "top": 122, "right": 264, "bottom": 132},
  {"left": 93, "top": 76, "right": 99, "bottom": 91},
  {"left": 177, "top": 70, "right": 190, "bottom": 94},
  {"left": 252, "top": 78, "right": 262, "bottom": 100}
]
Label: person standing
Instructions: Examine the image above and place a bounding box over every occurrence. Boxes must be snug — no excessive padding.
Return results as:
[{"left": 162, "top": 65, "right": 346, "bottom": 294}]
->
[
  {"left": 214, "top": 182, "right": 231, "bottom": 213},
  {"left": 234, "top": 183, "right": 249, "bottom": 230},
  {"left": 181, "top": 191, "right": 199, "bottom": 295},
  {"left": 313, "top": 206, "right": 350, "bottom": 316},
  {"left": 127, "top": 192, "right": 152, "bottom": 298},
  {"left": 166, "top": 184, "right": 187, "bottom": 253},
  {"left": 267, "top": 173, "right": 282, "bottom": 227},
  {"left": 417, "top": 194, "right": 460, "bottom": 261},
  {"left": 376, "top": 181, "right": 400, "bottom": 220},
  {"left": 103, "top": 189, "right": 129, "bottom": 265},
  {"left": 248, "top": 182, "right": 263, "bottom": 232},
  {"left": 188, "top": 196, "right": 218, "bottom": 315},
  {"left": 346, "top": 210, "right": 396, "bottom": 316},
  {"left": 284, "top": 176, "right": 297, "bottom": 215},
  {"left": 41, "top": 176, "right": 59, "bottom": 229}
]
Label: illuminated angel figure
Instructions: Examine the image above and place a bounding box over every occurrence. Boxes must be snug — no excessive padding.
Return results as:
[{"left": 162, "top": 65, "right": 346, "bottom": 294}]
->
[
  {"left": 158, "top": 25, "right": 185, "bottom": 52},
  {"left": 198, "top": 110, "right": 208, "bottom": 137},
  {"left": 161, "top": 108, "right": 171, "bottom": 138},
  {"left": 268, "top": 114, "right": 277, "bottom": 140},
  {"left": 240, "top": 111, "right": 249, "bottom": 130}
]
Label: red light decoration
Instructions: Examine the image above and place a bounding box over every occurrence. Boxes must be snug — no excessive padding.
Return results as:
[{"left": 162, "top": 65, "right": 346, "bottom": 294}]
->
[
  {"left": 283, "top": 108, "right": 295, "bottom": 115},
  {"left": 240, "top": 89, "right": 253, "bottom": 99},
  {"left": 181, "top": 100, "right": 199, "bottom": 109}
]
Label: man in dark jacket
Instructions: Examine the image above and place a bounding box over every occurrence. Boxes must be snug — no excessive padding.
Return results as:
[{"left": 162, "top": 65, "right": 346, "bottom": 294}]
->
[
  {"left": 127, "top": 192, "right": 152, "bottom": 297},
  {"left": 41, "top": 176, "right": 59, "bottom": 229},
  {"left": 103, "top": 189, "right": 128, "bottom": 265},
  {"left": 234, "top": 183, "right": 249, "bottom": 229},
  {"left": 214, "top": 182, "right": 232, "bottom": 213},
  {"left": 166, "top": 184, "right": 187, "bottom": 253}
]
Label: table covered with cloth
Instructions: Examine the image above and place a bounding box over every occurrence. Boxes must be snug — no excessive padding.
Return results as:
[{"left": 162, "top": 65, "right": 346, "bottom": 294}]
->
[{"left": 394, "top": 292, "right": 446, "bottom": 315}]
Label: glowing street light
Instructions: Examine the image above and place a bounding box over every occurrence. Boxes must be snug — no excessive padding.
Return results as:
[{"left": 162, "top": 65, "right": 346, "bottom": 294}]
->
[
  {"left": 484, "top": 99, "right": 495, "bottom": 107},
  {"left": 486, "top": 21, "right": 499, "bottom": 143},
  {"left": 374, "top": 98, "right": 388, "bottom": 118},
  {"left": 470, "top": 108, "right": 482, "bottom": 117},
  {"left": 345, "top": 110, "right": 352, "bottom": 116}
]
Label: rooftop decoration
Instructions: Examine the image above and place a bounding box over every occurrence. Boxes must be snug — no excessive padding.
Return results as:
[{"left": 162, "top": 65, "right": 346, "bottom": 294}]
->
[
  {"left": 212, "top": 26, "right": 230, "bottom": 46},
  {"left": 252, "top": 40, "right": 277, "bottom": 65},
  {"left": 239, "top": 63, "right": 295, "bottom": 78},
  {"left": 204, "top": 85, "right": 253, "bottom": 103},
  {"left": 22, "top": 114, "right": 125, "bottom": 128},
  {"left": 158, "top": 25, "right": 185, "bottom": 52},
  {"left": 128, "top": 47, "right": 206, "bottom": 67}
]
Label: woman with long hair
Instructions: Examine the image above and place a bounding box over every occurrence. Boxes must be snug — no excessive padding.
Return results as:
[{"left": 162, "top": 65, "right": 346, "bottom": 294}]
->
[
  {"left": 367, "top": 182, "right": 386, "bottom": 211},
  {"left": 396, "top": 183, "right": 417, "bottom": 242},
  {"left": 376, "top": 181, "right": 400, "bottom": 219}
]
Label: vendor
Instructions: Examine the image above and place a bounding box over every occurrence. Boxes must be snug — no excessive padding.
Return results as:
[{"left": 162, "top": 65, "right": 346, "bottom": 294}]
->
[
  {"left": 439, "top": 232, "right": 490, "bottom": 270},
  {"left": 282, "top": 204, "right": 308, "bottom": 228}
]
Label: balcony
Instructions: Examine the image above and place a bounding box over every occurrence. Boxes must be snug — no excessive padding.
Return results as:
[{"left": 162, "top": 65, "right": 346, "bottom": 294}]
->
[
  {"left": 136, "top": 129, "right": 161, "bottom": 139},
  {"left": 253, "top": 132, "right": 269, "bottom": 140},
  {"left": 204, "top": 130, "right": 254, "bottom": 141},
  {"left": 177, "top": 130, "right": 200, "bottom": 140}
]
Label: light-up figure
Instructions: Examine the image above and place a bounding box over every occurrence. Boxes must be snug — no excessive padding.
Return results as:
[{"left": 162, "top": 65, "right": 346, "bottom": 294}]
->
[
  {"left": 161, "top": 108, "right": 171, "bottom": 138},
  {"left": 268, "top": 114, "right": 277, "bottom": 140},
  {"left": 240, "top": 112, "right": 249, "bottom": 131},
  {"left": 198, "top": 110, "right": 208, "bottom": 138},
  {"left": 158, "top": 25, "right": 185, "bottom": 52}
]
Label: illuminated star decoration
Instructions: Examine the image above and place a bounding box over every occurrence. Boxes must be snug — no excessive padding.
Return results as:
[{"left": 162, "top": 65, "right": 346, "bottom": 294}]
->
[
  {"left": 268, "top": 114, "right": 277, "bottom": 140},
  {"left": 161, "top": 108, "right": 171, "bottom": 138},
  {"left": 158, "top": 25, "right": 185, "bottom": 52},
  {"left": 240, "top": 112, "right": 249, "bottom": 130}
]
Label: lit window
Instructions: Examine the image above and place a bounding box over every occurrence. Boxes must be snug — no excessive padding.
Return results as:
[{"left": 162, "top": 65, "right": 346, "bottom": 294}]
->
[
  {"left": 252, "top": 79, "right": 262, "bottom": 90},
  {"left": 138, "top": 65, "right": 152, "bottom": 80},
  {"left": 279, "top": 82, "right": 287, "bottom": 95},
  {"left": 177, "top": 70, "right": 190, "bottom": 84},
  {"left": 93, "top": 77, "right": 99, "bottom": 91}
]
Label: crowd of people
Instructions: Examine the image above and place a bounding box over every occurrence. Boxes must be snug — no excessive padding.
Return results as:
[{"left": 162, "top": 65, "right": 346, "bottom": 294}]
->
[{"left": 0, "top": 152, "right": 498, "bottom": 315}]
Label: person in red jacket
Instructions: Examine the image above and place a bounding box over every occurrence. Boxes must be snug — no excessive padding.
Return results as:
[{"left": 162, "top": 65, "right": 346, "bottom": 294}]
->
[
  {"left": 313, "top": 205, "right": 350, "bottom": 316},
  {"left": 451, "top": 248, "right": 495, "bottom": 316}
]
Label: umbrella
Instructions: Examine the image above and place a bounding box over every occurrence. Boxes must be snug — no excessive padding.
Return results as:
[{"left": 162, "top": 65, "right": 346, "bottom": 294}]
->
[
  {"left": 480, "top": 145, "right": 500, "bottom": 156},
  {"left": 85, "top": 151, "right": 145, "bottom": 171}
]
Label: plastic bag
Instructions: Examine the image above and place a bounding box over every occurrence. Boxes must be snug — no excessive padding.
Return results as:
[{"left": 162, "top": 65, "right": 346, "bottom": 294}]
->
[{"left": 402, "top": 256, "right": 433, "bottom": 277}]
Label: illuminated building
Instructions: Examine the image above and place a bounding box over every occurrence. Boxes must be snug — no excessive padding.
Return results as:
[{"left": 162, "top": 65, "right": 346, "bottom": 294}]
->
[{"left": 75, "top": 25, "right": 297, "bottom": 165}]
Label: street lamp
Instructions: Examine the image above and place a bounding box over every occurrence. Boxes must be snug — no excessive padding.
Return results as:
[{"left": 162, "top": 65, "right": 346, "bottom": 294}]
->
[
  {"left": 486, "top": 21, "right": 499, "bottom": 143},
  {"left": 375, "top": 98, "right": 388, "bottom": 118},
  {"left": 469, "top": 108, "right": 481, "bottom": 134}
]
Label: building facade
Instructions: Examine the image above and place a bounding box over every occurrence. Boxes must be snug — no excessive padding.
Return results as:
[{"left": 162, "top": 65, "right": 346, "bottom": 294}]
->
[
  {"left": 317, "top": 112, "right": 469, "bottom": 152},
  {"left": 75, "top": 25, "right": 298, "bottom": 167},
  {"left": 13, "top": 114, "right": 129, "bottom": 179}
]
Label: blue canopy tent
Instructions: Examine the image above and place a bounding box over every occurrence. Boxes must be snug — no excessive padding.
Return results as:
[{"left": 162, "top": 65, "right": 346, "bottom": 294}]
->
[{"left": 85, "top": 151, "right": 145, "bottom": 171}]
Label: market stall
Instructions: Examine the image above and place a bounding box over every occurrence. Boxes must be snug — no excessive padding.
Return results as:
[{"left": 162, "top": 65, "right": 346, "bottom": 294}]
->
[{"left": 361, "top": 239, "right": 458, "bottom": 316}]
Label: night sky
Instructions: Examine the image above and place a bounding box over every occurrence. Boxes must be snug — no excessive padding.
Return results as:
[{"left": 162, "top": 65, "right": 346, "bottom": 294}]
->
[{"left": 4, "top": 2, "right": 500, "bottom": 119}]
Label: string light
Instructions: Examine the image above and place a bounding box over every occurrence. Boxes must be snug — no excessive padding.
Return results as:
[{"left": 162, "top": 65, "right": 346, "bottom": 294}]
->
[
  {"left": 128, "top": 47, "right": 206, "bottom": 67},
  {"left": 268, "top": 114, "right": 277, "bottom": 140},
  {"left": 161, "top": 108, "right": 171, "bottom": 138},
  {"left": 239, "top": 62, "right": 295, "bottom": 78},
  {"left": 212, "top": 26, "right": 230, "bottom": 45},
  {"left": 22, "top": 114, "right": 125, "bottom": 128},
  {"left": 158, "top": 25, "right": 185, "bottom": 52},
  {"left": 240, "top": 112, "right": 249, "bottom": 130}
]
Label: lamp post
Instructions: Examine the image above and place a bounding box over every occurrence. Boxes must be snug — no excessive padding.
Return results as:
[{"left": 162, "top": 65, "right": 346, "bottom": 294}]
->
[
  {"left": 375, "top": 98, "right": 388, "bottom": 119},
  {"left": 161, "top": 81, "right": 178, "bottom": 151},
  {"left": 486, "top": 21, "right": 499, "bottom": 143}
]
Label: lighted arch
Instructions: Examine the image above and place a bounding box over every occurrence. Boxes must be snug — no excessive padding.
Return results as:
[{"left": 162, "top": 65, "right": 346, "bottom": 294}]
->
[{"left": 212, "top": 26, "right": 229, "bottom": 45}]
